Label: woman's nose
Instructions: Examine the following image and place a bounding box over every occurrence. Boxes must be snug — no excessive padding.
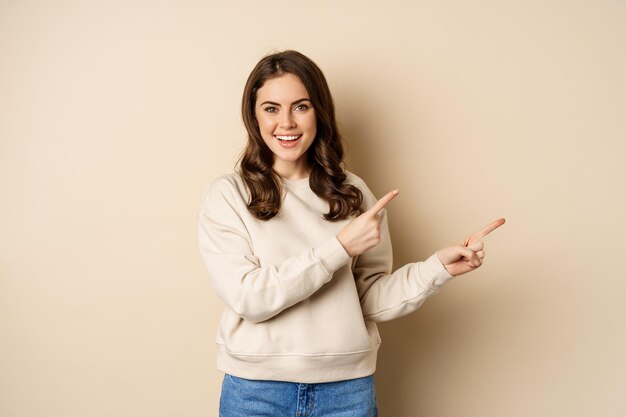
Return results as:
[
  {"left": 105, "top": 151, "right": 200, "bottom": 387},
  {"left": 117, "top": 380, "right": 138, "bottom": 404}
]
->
[{"left": 280, "top": 112, "right": 296, "bottom": 129}]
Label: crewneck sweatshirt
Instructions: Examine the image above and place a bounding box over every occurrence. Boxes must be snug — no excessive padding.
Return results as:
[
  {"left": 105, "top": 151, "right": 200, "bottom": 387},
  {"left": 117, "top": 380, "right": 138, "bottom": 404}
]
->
[{"left": 198, "top": 171, "right": 454, "bottom": 383}]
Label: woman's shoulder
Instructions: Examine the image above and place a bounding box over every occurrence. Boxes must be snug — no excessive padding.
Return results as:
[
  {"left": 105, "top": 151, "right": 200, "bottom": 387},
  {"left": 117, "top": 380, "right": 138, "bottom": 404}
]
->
[
  {"left": 344, "top": 170, "right": 373, "bottom": 194},
  {"left": 343, "top": 170, "right": 367, "bottom": 188},
  {"left": 207, "top": 172, "right": 244, "bottom": 188},
  {"left": 343, "top": 170, "right": 378, "bottom": 209},
  {"left": 201, "top": 172, "right": 248, "bottom": 207}
]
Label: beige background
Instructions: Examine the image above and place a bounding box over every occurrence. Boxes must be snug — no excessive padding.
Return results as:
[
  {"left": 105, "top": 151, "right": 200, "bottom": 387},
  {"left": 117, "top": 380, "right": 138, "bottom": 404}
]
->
[{"left": 1, "top": 1, "right": 625, "bottom": 416}]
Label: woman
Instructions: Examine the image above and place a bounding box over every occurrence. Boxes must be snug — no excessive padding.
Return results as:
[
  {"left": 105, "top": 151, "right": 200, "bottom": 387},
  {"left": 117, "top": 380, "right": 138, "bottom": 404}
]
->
[{"left": 198, "top": 50, "right": 504, "bottom": 416}]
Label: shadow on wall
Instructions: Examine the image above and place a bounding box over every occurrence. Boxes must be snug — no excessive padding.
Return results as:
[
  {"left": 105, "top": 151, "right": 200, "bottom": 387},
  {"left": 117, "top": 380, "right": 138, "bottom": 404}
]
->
[
  {"left": 337, "top": 77, "right": 440, "bottom": 416},
  {"left": 338, "top": 84, "right": 434, "bottom": 416}
]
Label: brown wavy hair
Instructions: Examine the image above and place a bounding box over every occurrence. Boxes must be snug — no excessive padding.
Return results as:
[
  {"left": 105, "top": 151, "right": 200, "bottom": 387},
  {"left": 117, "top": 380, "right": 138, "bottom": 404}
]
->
[{"left": 238, "top": 50, "right": 363, "bottom": 221}]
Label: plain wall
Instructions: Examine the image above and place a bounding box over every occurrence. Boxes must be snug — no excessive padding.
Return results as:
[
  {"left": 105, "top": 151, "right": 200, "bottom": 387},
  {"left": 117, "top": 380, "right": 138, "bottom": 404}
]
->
[{"left": 1, "top": 1, "right": 625, "bottom": 416}]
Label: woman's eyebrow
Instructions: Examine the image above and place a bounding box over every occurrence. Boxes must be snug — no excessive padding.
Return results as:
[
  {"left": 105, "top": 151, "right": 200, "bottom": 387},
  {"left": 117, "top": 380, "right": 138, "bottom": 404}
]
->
[
  {"left": 259, "top": 98, "right": 311, "bottom": 106},
  {"left": 259, "top": 100, "right": 280, "bottom": 106}
]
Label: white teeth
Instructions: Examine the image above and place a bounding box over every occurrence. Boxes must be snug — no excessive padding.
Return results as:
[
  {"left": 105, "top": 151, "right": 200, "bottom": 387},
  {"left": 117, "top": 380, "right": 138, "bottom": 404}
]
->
[{"left": 275, "top": 135, "right": 301, "bottom": 141}]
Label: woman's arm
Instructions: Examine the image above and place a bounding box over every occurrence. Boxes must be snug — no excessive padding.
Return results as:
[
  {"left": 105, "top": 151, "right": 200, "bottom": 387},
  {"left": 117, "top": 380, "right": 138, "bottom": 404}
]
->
[
  {"left": 351, "top": 208, "right": 454, "bottom": 323},
  {"left": 198, "top": 177, "right": 351, "bottom": 323},
  {"left": 343, "top": 180, "right": 504, "bottom": 322}
]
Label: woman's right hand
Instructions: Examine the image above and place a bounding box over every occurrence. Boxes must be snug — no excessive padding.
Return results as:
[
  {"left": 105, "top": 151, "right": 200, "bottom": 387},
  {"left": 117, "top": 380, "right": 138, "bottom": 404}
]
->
[{"left": 337, "top": 190, "right": 399, "bottom": 257}]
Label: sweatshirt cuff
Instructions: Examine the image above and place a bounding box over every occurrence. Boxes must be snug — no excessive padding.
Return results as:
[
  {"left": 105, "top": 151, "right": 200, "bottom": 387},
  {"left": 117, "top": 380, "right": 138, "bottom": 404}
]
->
[
  {"left": 314, "top": 236, "right": 352, "bottom": 274},
  {"left": 420, "top": 253, "right": 455, "bottom": 288}
]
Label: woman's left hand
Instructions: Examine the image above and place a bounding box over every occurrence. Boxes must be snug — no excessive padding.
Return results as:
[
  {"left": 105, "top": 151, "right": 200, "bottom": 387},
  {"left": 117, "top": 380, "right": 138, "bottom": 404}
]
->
[{"left": 436, "top": 218, "right": 505, "bottom": 277}]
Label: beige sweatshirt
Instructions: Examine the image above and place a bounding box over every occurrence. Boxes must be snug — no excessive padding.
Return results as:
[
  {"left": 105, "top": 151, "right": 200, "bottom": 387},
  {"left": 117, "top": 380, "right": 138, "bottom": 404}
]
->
[{"left": 198, "top": 171, "right": 454, "bottom": 383}]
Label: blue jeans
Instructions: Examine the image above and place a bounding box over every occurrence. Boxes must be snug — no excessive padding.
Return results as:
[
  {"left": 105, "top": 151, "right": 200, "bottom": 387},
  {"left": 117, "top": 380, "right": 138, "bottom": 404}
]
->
[{"left": 219, "top": 374, "right": 378, "bottom": 417}]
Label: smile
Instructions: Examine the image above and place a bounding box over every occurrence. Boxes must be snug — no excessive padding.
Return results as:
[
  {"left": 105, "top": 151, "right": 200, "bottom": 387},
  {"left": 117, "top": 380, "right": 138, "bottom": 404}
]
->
[{"left": 275, "top": 135, "right": 302, "bottom": 141}]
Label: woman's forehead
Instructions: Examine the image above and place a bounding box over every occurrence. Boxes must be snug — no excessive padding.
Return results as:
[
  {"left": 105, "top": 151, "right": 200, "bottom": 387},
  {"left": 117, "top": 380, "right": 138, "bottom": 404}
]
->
[{"left": 256, "top": 74, "right": 310, "bottom": 103}]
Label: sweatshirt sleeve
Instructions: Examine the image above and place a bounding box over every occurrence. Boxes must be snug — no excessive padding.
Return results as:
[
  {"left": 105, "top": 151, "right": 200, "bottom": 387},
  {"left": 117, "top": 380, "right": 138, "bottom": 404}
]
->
[
  {"left": 198, "top": 177, "right": 351, "bottom": 324},
  {"left": 352, "top": 182, "right": 455, "bottom": 323}
]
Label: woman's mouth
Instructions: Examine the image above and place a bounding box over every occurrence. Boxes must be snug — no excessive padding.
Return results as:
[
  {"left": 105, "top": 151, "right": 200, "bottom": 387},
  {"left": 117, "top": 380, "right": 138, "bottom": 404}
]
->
[
  {"left": 275, "top": 135, "right": 302, "bottom": 141},
  {"left": 275, "top": 134, "right": 302, "bottom": 148}
]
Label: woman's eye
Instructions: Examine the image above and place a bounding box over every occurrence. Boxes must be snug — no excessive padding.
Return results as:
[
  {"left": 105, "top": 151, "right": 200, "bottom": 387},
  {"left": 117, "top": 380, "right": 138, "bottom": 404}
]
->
[
  {"left": 295, "top": 104, "right": 309, "bottom": 111},
  {"left": 264, "top": 106, "right": 278, "bottom": 113}
]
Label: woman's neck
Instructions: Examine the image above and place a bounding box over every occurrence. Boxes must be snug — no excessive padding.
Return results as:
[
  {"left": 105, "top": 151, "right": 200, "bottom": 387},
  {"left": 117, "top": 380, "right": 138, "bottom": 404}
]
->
[{"left": 273, "top": 161, "right": 311, "bottom": 180}]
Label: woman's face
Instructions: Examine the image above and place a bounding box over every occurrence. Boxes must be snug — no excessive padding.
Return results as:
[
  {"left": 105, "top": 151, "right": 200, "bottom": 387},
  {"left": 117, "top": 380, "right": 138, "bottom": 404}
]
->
[{"left": 255, "top": 73, "right": 317, "bottom": 180}]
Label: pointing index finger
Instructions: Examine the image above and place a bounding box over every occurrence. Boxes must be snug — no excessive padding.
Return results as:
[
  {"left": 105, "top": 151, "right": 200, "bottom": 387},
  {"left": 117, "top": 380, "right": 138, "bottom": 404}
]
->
[
  {"left": 464, "top": 217, "right": 506, "bottom": 246},
  {"left": 367, "top": 190, "right": 399, "bottom": 215}
]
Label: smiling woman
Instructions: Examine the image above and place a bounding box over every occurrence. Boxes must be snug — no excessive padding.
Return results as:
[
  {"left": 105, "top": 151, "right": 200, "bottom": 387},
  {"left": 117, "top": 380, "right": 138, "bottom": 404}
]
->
[
  {"left": 198, "top": 50, "right": 504, "bottom": 417},
  {"left": 255, "top": 73, "right": 317, "bottom": 179},
  {"left": 239, "top": 50, "right": 363, "bottom": 222}
]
